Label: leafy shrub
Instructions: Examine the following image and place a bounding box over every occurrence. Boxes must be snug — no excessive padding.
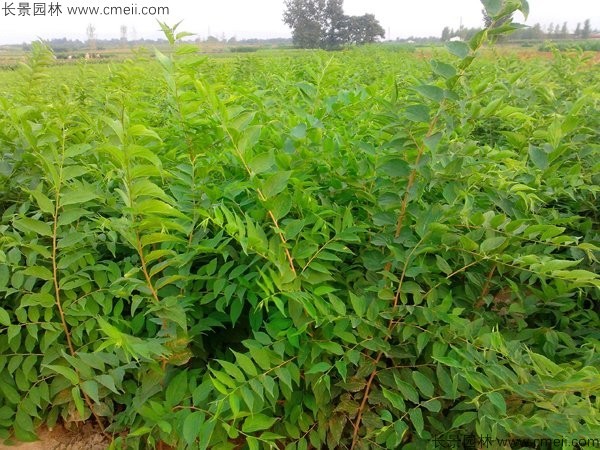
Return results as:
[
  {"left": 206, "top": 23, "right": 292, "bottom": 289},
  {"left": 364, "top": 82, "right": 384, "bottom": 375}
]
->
[{"left": 1, "top": 3, "right": 599, "bottom": 449}]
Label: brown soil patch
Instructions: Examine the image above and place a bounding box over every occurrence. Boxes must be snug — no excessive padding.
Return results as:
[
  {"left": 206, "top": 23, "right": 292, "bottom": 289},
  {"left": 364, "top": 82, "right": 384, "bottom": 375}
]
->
[{"left": 0, "top": 424, "right": 110, "bottom": 450}]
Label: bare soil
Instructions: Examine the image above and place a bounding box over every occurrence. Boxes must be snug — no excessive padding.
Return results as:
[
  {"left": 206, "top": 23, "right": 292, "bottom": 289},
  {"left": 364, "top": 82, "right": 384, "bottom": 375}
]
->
[{"left": 0, "top": 424, "right": 110, "bottom": 450}]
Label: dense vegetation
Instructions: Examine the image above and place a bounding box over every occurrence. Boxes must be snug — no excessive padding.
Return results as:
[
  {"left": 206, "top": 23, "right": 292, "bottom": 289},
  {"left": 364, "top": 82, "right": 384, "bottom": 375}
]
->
[{"left": 1, "top": 2, "right": 599, "bottom": 449}]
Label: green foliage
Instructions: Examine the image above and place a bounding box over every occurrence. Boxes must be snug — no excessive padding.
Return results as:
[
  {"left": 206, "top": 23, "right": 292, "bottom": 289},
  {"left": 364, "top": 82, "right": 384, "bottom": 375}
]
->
[
  {"left": 283, "top": 0, "right": 385, "bottom": 49},
  {"left": 1, "top": 5, "right": 599, "bottom": 449}
]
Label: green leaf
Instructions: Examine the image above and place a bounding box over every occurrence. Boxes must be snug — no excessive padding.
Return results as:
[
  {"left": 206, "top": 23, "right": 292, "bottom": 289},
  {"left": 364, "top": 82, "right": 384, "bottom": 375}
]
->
[
  {"left": 183, "top": 411, "right": 205, "bottom": 446},
  {"left": 13, "top": 218, "right": 52, "bottom": 237},
  {"left": 0, "top": 307, "right": 10, "bottom": 326},
  {"left": 22, "top": 266, "right": 53, "bottom": 281},
  {"left": 165, "top": 370, "right": 188, "bottom": 406},
  {"left": 29, "top": 189, "right": 54, "bottom": 214},
  {"left": 378, "top": 158, "right": 410, "bottom": 177},
  {"left": 409, "top": 408, "right": 424, "bottom": 437},
  {"left": 446, "top": 41, "right": 470, "bottom": 59},
  {"left": 233, "top": 350, "right": 258, "bottom": 377},
  {"left": 261, "top": 171, "right": 291, "bottom": 199},
  {"left": 248, "top": 152, "right": 275, "bottom": 174},
  {"left": 481, "top": 0, "right": 502, "bottom": 17},
  {"left": 430, "top": 60, "right": 457, "bottom": 79},
  {"left": 528, "top": 145, "right": 549, "bottom": 170},
  {"left": 306, "top": 362, "right": 331, "bottom": 375},
  {"left": 269, "top": 192, "right": 292, "bottom": 221},
  {"left": 480, "top": 237, "right": 506, "bottom": 253},
  {"left": 21, "top": 293, "right": 55, "bottom": 308},
  {"left": 424, "top": 133, "right": 443, "bottom": 152},
  {"left": 414, "top": 85, "right": 445, "bottom": 102},
  {"left": 452, "top": 411, "right": 477, "bottom": 429},
  {"left": 238, "top": 125, "right": 262, "bottom": 153},
  {"left": 396, "top": 379, "right": 420, "bottom": 404},
  {"left": 81, "top": 380, "right": 100, "bottom": 404},
  {"left": 0, "top": 265, "right": 9, "bottom": 288},
  {"left": 487, "top": 392, "right": 506, "bottom": 415},
  {"left": 72, "top": 386, "right": 85, "bottom": 418},
  {"left": 412, "top": 371, "right": 435, "bottom": 397},
  {"left": 382, "top": 387, "right": 406, "bottom": 412},
  {"left": 60, "top": 188, "right": 99, "bottom": 206},
  {"left": 349, "top": 293, "right": 366, "bottom": 318},
  {"left": 242, "top": 414, "right": 278, "bottom": 433},
  {"left": 42, "top": 364, "right": 79, "bottom": 384},
  {"left": 406, "top": 104, "right": 430, "bottom": 123}
]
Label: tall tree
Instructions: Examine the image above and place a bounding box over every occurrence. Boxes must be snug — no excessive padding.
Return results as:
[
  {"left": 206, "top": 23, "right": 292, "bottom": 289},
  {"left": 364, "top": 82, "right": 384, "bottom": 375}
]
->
[
  {"left": 283, "top": 0, "right": 326, "bottom": 48},
  {"left": 283, "top": 0, "right": 384, "bottom": 49},
  {"left": 441, "top": 26, "right": 451, "bottom": 42},
  {"left": 582, "top": 19, "right": 591, "bottom": 39},
  {"left": 322, "top": 0, "right": 348, "bottom": 49},
  {"left": 347, "top": 14, "right": 385, "bottom": 45}
]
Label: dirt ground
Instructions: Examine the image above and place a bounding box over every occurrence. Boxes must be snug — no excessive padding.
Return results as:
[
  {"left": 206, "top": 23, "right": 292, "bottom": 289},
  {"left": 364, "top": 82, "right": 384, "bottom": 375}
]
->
[{"left": 0, "top": 424, "right": 110, "bottom": 450}]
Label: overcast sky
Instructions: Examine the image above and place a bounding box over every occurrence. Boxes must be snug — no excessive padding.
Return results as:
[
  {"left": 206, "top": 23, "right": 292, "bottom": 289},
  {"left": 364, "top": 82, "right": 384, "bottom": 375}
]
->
[{"left": 0, "top": 0, "right": 598, "bottom": 44}]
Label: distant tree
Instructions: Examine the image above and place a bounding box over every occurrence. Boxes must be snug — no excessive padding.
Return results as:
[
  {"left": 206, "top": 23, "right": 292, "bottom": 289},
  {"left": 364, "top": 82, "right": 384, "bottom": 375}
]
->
[
  {"left": 322, "top": 0, "right": 348, "bottom": 49},
  {"left": 283, "top": 0, "right": 326, "bottom": 48},
  {"left": 347, "top": 14, "right": 385, "bottom": 45},
  {"left": 582, "top": 19, "right": 591, "bottom": 39},
  {"left": 283, "top": 0, "right": 384, "bottom": 49},
  {"left": 553, "top": 24, "right": 561, "bottom": 36},
  {"left": 560, "top": 22, "right": 568, "bottom": 39},
  {"left": 441, "top": 26, "right": 451, "bottom": 42},
  {"left": 575, "top": 23, "right": 582, "bottom": 38},
  {"left": 86, "top": 24, "right": 96, "bottom": 51},
  {"left": 532, "top": 23, "right": 543, "bottom": 39},
  {"left": 120, "top": 25, "right": 127, "bottom": 47}
]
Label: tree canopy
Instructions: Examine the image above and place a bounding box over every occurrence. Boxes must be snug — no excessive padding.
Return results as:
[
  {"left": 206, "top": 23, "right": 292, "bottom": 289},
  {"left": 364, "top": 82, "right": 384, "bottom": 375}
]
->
[{"left": 283, "top": 0, "right": 385, "bottom": 49}]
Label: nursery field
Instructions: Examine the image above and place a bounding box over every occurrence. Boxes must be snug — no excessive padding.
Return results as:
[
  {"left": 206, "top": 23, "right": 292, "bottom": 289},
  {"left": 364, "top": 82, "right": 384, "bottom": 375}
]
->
[{"left": 1, "top": 16, "right": 599, "bottom": 450}]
